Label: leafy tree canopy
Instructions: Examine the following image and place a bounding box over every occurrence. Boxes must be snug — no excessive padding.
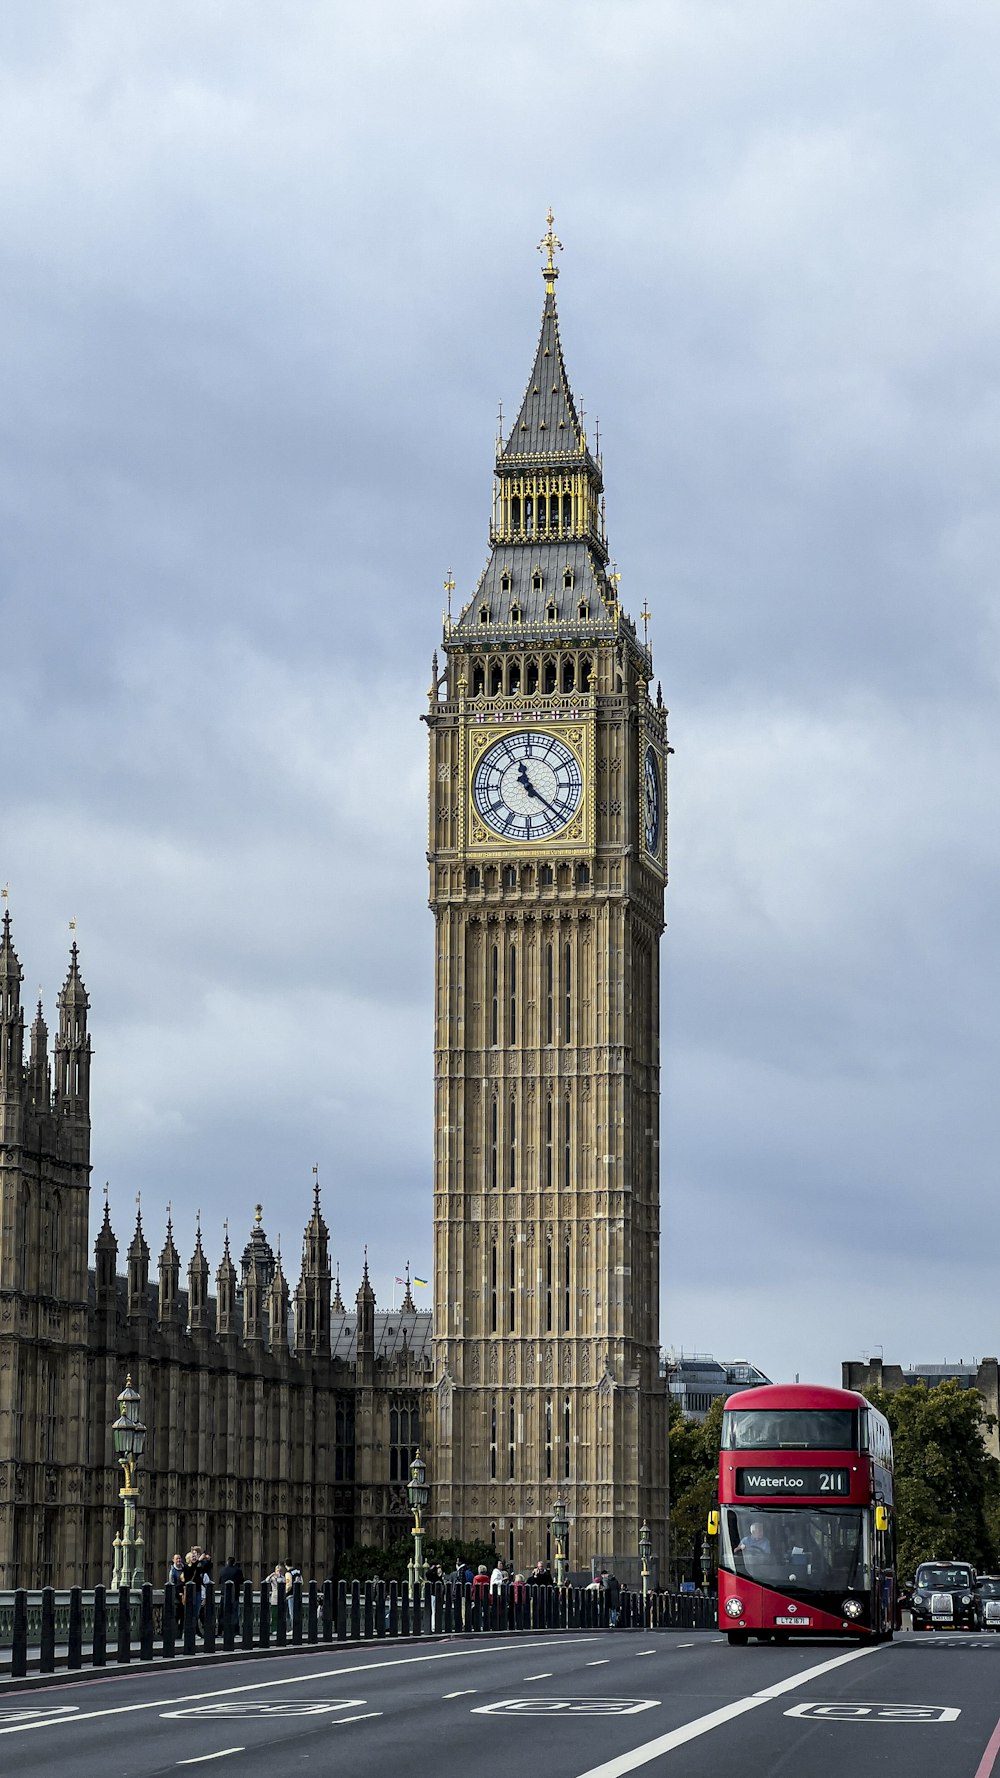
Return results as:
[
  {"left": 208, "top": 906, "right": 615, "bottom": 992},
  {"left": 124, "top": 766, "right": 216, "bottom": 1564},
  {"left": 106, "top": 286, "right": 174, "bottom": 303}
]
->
[
  {"left": 335, "top": 1535, "right": 499, "bottom": 1588},
  {"left": 867, "top": 1380, "right": 1000, "bottom": 1580},
  {"left": 668, "top": 1395, "right": 725, "bottom": 1583}
]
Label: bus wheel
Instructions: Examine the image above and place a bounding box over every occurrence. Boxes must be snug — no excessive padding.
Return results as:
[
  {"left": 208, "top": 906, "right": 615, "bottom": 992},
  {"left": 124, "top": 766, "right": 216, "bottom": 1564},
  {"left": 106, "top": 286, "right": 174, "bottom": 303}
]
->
[
  {"left": 753, "top": 1633, "right": 772, "bottom": 1642},
  {"left": 727, "top": 1631, "right": 748, "bottom": 1645}
]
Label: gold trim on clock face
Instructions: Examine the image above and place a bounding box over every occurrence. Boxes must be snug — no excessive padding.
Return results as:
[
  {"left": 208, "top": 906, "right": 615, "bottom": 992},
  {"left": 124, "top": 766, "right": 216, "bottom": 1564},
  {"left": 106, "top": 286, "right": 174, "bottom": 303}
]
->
[{"left": 472, "top": 730, "right": 584, "bottom": 841}]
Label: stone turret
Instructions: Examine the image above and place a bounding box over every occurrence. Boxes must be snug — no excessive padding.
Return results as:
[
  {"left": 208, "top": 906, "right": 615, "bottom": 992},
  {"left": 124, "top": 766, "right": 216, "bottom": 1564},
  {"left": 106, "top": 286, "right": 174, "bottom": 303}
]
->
[
  {"left": 294, "top": 1181, "right": 332, "bottom": 1360},
  {"left": 187, "top": 1216, "right": 211, "bottom": 1333}
]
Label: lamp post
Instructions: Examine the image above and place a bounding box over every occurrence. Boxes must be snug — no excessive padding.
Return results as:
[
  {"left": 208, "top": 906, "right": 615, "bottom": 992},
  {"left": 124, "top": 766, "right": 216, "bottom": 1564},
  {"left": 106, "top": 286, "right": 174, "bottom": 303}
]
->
[
  {"left": 639, "top": 1519, "right": 652, "bottom": 1605},
  {"left": 110, "top": 1375, "right": 146, "bottom": 1589},
  {"left": 550, "top": 1498, "right": 569, "bottom": 1587},
  {"left": 700, "top": 1531, "right": 712, "bottom": 1595},
  {"left": 407, "top": 1449, "right": 430, "bottom": 1594}
]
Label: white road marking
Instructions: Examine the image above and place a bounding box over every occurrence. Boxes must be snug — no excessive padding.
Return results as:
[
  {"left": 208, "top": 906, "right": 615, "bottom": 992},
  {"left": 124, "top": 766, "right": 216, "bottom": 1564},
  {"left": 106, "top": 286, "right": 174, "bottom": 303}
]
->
[
  {"left": 443, "top": 1690, "right": 478, "bottom": 1698},
  {"left": 177, "top": 1754, "right": 244, "bottom": 1766},
  {"left": 0, "top": 1638, "right": 569, "bottom": 1738},
  {"left": 635, "top": 1650, "right": 656, "bottom": 1656},
  {"left": 587, "top": 1660, "right": 610, "bottom": 1667},
  {"left": 523, "top": 1672, "right": 553, "bottom": 1680},
  {"left": 333, "top": 1713, "right": 383, "bottom": 1724},
  {"left": 676, "top": 1643, "right": 694, "bottom": 1649},
  {"left": 572, "top": 1643, "right": 880, "bottom": 1777}
]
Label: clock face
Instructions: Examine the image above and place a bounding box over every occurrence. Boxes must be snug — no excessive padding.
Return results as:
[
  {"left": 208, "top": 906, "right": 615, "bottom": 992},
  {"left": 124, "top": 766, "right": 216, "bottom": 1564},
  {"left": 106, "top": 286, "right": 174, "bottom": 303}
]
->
[
  {"left": 644, "top": 746, "right": 661, "bottom": 854},
  {"left": 472, "top": 730, "right": 583, "bottom": 840}
]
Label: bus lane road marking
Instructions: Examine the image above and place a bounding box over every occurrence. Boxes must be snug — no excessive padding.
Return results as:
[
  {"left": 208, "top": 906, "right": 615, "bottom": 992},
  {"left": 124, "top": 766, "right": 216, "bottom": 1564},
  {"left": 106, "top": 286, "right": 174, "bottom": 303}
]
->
[
  {"left": 785, "top": 1702, "right": 960, "bottom": 1723},
  {"left": 177, "top": 1753, "right": 244, "bottom": 1766},
  {"left": 571, "top": 1641, "right": 880, "bottom": 1777},
  {"left": 0, "top": 1637, "right": 568, "bottom": 1737}
]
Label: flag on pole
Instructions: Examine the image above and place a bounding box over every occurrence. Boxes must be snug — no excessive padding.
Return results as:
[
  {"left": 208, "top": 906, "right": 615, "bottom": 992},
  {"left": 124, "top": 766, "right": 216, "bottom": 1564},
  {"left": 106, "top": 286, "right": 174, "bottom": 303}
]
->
[
  {"left": 414, "top": 1277, "right": 429, "bottom": 1287},
  {"left": 394, "top": 1276, "right": 405, "bottom": 1285}
]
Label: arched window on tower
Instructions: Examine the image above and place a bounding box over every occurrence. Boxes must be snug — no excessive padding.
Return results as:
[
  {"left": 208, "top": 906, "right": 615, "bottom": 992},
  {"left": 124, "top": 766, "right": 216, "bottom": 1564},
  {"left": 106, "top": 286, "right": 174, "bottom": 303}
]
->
[
  {"left": 563, "top": 568, "right": 574, "bottom": 592},
  {"left": 511, "top": 497, "right": 521, "bottom": 532},
  {"left": 491, "top": 944, "right": 499, "bottom": 1045},
  {"left": 545, "top": 943, "right": 554, "bottom": 1044},
  {"left": 509, "top": 943, "right": 517, "bottom": 1043},
  {"left": 549, "top": 493, "right": 560, "bottom": 530},
  {"left": 508, "top": 1237, "right": 516, "bottom": 1328},
  {"left": 563, "top": 1096, "right": 571, "bottom": 1186},
  {"left": 545, "top": 1098, "right": 553, "bottom": 1190},
  {"left": 546, "top": 598, "right": 557, "bottom": 621},
  {"left": 564, "top": 1239, "right": 571, "bottom": 1332},
  {"left": 480, "top": 604, "right": 490, "bottom": 624},
  {"left": 543, "top": 658, "right": 557, "bottom": 693},
  {"left": 490, "top": 659, "right": 503, "bottom": 695},
  {"left": 562, "top": 657, "right": 575, "bottom": 693},
  {"left": 545, "top": 1239, "right": 553, "bottom": 1332},
  {"left": 562, "top": 491, "right": 572, "bottom": 529},
  {"left": 524, "top": 494, "right": 534, "bottom": 532},
  {"left": 508, "top": 658, "right": 521, "bottom": 693},
  {"left": 545, "top": 1396, "right": 553, "bottom": 1479},
  {"left": 526, "top": 657, "right": 539, "bottom": 694},
  {"left": 472, "top": 660, "right": 485, "bottom": 695},
  {"left": 564, "top": 1395, "right": 572, "bottom": 1478},
  {"left": 508, "top": 1395, "right": 516, "bottom": 1479},
  {"left": 508, "top": 1098, "right": 517, "bottom": 1192},
  {"left": 490, "top": 1398, "right": 497, "bottom": 1478},
  {"left": 490, "top": 1239, "right": 498, "bottom": 1331},
  {"left": 490, "top": 1100, "right": 498, "bottom": 1193},
  {"left": 564, "top": 941, "right": 572, "bottom": 1042},
  {"left": 580, "top": 655, "right": 592, "bottom": 691},
  {"left": 501, "top": 570, "right": 512, "bottom": 594}
]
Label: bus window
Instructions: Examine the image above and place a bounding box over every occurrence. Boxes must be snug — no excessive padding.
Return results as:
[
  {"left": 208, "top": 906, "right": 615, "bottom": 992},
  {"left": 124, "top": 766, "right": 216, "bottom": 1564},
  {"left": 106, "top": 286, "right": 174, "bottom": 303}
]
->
[{"left": 722, "top": 1408, "right": 857, "bottom": 1451}]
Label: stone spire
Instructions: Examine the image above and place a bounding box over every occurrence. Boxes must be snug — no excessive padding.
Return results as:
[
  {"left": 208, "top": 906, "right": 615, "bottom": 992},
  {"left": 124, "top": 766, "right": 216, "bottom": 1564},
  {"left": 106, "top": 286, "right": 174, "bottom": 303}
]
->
[
  {"left": 0, "top": 909, "right": 25, "bottom": 1104},
  {"left": 27, "top": 996, "right": 50, "bottom": 1108},
  {"left": 216, "top": 1224, "right": 238, "bottom": 1338},
  {"left": 243, "top": 1247, "right": 264, "bottom": 1346},
  {"left": 240, "top": 1203, "right": 275, "bottom": 1295},
  {"left": 268, "top": 1244, "right": 289, "bottom": 1355},
  {"left": 187, "top": 1212, "right": 211, "bottom": 1333},
  {"left": 95, "top": 1186, "right": 118, "bottom": 1311},
  {"left": 332, "top": 1263, "right": 345, "bottom": 1315},
  {"left": 294, "top": 1175, "right": 332, "bottom": 1359},
  {"left": 127, "top": 1201, "right": 150, "bottom": 1324},
  {"left": 356, "top": 1248, "right": 376, "bottom": 1385},
  {"left": 54, "top": 940, "right": 91, "bottom": 1122},
  {"left": 157, "top": 1208, "right": 181, "bottom": 1327},
  {"left": 401, "top": 1263, "right": 416, "bottom": 1315}
]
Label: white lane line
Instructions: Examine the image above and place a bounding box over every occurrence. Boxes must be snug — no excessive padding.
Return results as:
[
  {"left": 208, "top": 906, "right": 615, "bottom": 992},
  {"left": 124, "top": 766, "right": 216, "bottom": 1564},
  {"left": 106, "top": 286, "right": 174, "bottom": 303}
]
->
[
  {"left": 676, "top": 1643, "right": 694, "bottom": 1649},
  {"left": 587, "top": 1660, "right": 610, "bottom": 1667},
  {"left": 334, "top": 1713, "right": 382, "bottom": 1724},
  {"left": 524, "top": 1672, "right": 553, "bottom": 1681},
  {"left": 572, "top": 1643, "right": 880, "bottom": 1777},
  {"left": 0, "top": 1638, "right": 572, "bottom": 1738},
  {"left": 635, "top": 1650, "right": 656, "bottom": 1657},
  {"left": 177, "top": 1754, "right": 244, "bottom": 1767},
  {"left": 444, "top": 1690, "right": 478, "bottom": 1698}
]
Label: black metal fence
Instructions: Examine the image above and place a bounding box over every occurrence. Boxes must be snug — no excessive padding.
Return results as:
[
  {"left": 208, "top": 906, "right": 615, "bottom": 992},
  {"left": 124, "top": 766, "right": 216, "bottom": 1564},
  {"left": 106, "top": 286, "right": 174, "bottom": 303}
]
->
[{"left": 2, "top": 1579, "right": 716, "bottom": 1680}]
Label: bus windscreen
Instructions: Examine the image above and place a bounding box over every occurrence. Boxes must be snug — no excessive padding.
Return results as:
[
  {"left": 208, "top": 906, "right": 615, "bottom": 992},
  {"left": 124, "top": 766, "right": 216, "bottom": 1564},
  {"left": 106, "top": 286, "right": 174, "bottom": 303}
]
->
[{"left": 722, "top": 1408, "right": 857, "bottom": 1451}]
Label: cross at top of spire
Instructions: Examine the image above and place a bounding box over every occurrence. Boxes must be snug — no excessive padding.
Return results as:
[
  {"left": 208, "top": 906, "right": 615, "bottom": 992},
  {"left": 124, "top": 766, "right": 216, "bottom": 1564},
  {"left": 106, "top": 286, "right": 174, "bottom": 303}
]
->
[{"left": 538, "top": 207, "right": 562, "bottom": 293}]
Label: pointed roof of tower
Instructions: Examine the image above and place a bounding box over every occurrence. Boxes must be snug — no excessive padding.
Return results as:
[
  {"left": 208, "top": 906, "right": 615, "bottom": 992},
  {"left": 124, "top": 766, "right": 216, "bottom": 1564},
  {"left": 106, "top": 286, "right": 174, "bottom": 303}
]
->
[
  {"left": 188, "top": 1210, "right": 209, "bottom": 1277},
  {"left": 158, "top": 1207, "right": 179, "bottom": 1270},
  {"left": 128, "top": 1201, "right": 149, "bottom": 1262},
  {"left": 332, "top": 1263, "right": 345, "bottom": 1314},
  {"left": 0, "top": 910, "right": 23, "bottom": 986},
  {"left": 96, "top": 1186, "right": 117, "bottom": 1256},
  {"left": 500, "top": 215, "right": 584, "bottom": 462},
  {"left": 217, "top": 1223, "right": 237, "bottom": 1286},
  {"left": 58, "top": 942, "right": 89, "bottom": 1011},
  {"left": 401, "top": 1263, "right": 416, "bottom": 1314},
  {"left": 29, "top": 997, "right": 48, "bottom": 1058},
  {"left": 241, "top": 1202, "right": 276, "bottom": 1288},
  {"left": 356, "top": 1247, "right": 375, "bottom": 1306}
]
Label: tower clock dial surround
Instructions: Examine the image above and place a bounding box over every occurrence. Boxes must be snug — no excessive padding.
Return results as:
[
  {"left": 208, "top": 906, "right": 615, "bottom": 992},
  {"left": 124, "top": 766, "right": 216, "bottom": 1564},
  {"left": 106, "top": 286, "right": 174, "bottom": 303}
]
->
[
  {"left": 472, "top": 729, "right": 583, "bottom": 840},
  {"left": 644, "top": 745, "right": 661, "bottom": 854}
]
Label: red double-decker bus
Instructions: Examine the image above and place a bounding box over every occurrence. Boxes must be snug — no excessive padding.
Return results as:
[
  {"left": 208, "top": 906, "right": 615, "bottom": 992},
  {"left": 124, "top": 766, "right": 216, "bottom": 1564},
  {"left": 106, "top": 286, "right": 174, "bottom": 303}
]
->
[{"left": 712, "top": 1382, "right": 896, "bottom": 1644}]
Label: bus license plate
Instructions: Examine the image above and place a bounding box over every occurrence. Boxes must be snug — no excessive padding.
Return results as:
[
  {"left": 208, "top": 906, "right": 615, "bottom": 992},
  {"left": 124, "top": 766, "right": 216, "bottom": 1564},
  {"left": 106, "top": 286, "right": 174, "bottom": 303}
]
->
[{"left": 776, "top": 1616, "right": 810, "bottom": 1625}]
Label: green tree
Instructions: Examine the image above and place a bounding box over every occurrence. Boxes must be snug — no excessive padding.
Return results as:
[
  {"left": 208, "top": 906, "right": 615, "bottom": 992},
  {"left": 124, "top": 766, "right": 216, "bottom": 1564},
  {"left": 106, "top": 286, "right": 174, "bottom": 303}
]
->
[
  {"left": 335, "top": 1534, "right": 498, "bottom": 1588},
  {"left": 668, "top": 1395, "right": 725, "bottom": 1586},
  {"left": 867, "top": 1380, "right": 1000, "bottom": 1580}
]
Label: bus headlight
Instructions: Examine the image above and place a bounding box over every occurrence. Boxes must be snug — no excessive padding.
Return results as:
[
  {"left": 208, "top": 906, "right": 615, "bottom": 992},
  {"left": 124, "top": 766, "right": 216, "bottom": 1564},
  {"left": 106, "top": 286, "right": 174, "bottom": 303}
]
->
[
  {"left": 724, "top": 1597, "right": 745, "bottom": 1618},
  {"left": 842, "top": 1598, "right": 864, "bottom": 1620}
]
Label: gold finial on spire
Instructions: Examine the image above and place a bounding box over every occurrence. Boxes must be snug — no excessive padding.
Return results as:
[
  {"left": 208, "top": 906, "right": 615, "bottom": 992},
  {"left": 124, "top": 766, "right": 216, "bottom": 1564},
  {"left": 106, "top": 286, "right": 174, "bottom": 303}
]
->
[
  {"left": 640, "top": 600, "right": 651, "bottom": 648},
  {"left": 1, "top": 884, "right": 9, "bottom": 907},
  {"left": 69, "top": 915, "right": 77, "bottom": 931},
  {"left": 609, "top": 561, "right": 621, "bottom": 603},
  {"left": 538, "top": 208, "right": 562, "bottom": 292},
  {"left": 254, "top": 1203, "right": 263, "bottom": 1225},
  {"left": 444, "top": 569, "right": 454, "bottom": 623}
]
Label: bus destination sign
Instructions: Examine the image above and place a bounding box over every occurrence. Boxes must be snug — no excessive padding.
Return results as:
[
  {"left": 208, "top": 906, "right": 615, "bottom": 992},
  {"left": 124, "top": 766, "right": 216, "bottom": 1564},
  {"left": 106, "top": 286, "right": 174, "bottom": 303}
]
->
[{"left": 736, "top": 1467, "right": 851, "bottom": 1497}]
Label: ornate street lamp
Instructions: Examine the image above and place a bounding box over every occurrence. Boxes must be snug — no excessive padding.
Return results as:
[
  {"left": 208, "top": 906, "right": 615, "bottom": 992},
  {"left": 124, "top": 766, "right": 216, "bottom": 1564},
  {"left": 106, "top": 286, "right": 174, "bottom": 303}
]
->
[
  {"left": 110, "top": 1375, "right": 147, "bottom": 1589},
  {"left": 639, "top": 1519, "right": 652, "bottom": 1605},
  {"left": 700, "top": 1531, "right": 713, "bottom": 1594},
  {"left": 550, "top": 1498, "right": 569, "bottom": 1587},
  {"left": 407, "top": 1449, "right": 430, "bottom": 1594}
]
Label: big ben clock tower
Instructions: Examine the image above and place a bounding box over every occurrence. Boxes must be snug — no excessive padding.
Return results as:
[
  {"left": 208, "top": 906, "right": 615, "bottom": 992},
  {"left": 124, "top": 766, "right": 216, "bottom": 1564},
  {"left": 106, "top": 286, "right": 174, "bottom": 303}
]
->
[{"left": 426, "top": 220, "right": 668, "bottom": 1572}]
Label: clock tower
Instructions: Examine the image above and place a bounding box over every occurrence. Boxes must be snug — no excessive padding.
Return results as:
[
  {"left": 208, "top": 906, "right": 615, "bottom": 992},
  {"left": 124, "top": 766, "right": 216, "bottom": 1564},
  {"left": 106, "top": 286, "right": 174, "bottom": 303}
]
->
[{"left": 426, "top": 222, "right": 668, "bottom": 1572}]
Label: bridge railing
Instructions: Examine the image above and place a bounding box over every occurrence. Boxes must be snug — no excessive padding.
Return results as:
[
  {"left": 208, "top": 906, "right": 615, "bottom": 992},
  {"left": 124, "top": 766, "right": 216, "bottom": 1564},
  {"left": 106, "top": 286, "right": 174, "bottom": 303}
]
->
[{"left": 0, "top": 1580, "right": 717, "bottom": 1679}]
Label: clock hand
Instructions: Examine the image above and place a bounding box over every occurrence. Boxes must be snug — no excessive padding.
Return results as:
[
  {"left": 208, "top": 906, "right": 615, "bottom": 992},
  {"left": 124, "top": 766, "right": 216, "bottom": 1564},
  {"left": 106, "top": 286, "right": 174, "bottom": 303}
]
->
[{"left": 516, "top": 759, "right": 564, "bottom": 820}]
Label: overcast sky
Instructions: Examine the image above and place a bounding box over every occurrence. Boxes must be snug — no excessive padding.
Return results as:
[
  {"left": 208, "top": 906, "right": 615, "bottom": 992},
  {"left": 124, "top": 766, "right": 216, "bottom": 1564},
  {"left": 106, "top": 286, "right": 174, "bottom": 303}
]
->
[{"left": 3, "top": 1, "right": 999, "bottom": 1385}]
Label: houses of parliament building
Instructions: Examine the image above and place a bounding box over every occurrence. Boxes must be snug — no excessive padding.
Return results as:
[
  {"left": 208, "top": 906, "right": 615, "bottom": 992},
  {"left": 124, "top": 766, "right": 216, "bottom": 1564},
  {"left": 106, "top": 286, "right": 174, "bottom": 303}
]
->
[{"left": 0, "top": 224, "right": 670, "bottom": 1587}]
